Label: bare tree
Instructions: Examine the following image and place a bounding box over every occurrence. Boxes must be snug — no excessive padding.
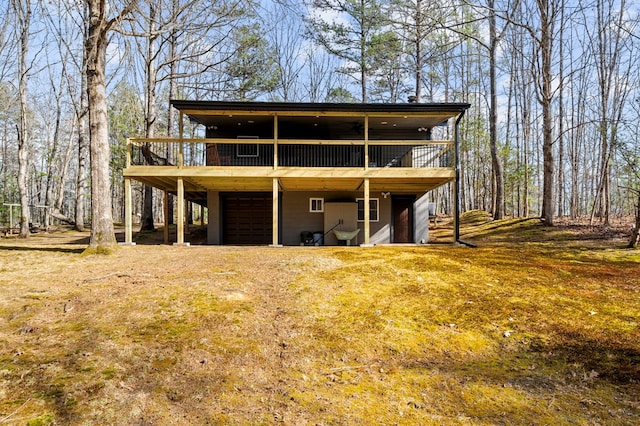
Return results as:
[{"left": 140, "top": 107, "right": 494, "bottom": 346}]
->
[
  {"left": 586, "top": 0, "right": 633, "bottom": 226},
  {"left": 85, "top": 0, "right": 136, "bottom": 252},
  {"left": 442, "top": 0, "right": 511, "bottom": 219},
  {"left": 121, "top": 0, "right": 247, "bottom": 229},
  {"left": 504, "top": 0, "right": 562, "bottom": 224},
  {"left": 302, "top": 47, "right": 343, "bottom": 102},
  {"left": 620, "top": 97, "right": 640, "bottom": 248},
  {"left": 533, "top": 0, "right": 558, "bottom": 225},
  {"left": 43, "top": 0, "right": 91, "bottom": 230},
  {"left": 12, "top": 0, "right": 32, "bottom": 238},
  {"left": 262, "top": 2, "right": 307, "bottom": 101}
]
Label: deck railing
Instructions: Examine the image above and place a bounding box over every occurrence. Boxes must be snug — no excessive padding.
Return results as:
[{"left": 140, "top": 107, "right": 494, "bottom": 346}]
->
[{"left": 127, "top": 138, "right": 454, "bottom": 169}]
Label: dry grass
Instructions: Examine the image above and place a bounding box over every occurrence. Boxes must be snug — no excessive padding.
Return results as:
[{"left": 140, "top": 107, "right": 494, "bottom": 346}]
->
[{"left": 0, "top": 217, "right": 639, "bottom": 425}]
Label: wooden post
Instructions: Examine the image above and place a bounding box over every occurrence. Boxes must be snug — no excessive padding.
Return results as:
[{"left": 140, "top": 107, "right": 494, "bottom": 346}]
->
[
  {"left": 185, "top": 201, "right": 190, "bottom": 235},
  {"left": 123, "top": 178, "right": 135, "bottom": 245},
  {"left": 273, "top": 114, "right": 278, "bottom": 170},
  {"left": 270, "top": 178, "right": 281, "bottom": 247},
  {"left": 363, "top": 178, "right": 370, "bottom": 246},
  {"left": 175, "top": 177, "right": 186, "bottom": 245},
  {"left": 178, "top": 112, "right": 184, "bottom": 168},
  {"left": 364, "top": 115, "right": 369, "bottom": 170},
  {"left": 163, "top": 190, "right": 169, "bottom": 244}
]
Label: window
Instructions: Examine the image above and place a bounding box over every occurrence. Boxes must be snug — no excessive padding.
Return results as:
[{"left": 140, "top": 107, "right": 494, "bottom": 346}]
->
[
  {"left": 309, "top": 198, "right": 324, "bottom": 213},
  {"left": 357, "top": 198, "right": 379, "bottom": 222}
]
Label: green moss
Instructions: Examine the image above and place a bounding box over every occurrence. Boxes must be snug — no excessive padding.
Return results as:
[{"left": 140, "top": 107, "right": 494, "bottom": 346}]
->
[
  {"left": 27, "top": 414, "right": 55, "bottom": 426},
  {"left": 82, "top": 243, "right": 118, "bottom": 255},
  {"left": 101, "top": 367, "right": 117, "bottom": 379}
]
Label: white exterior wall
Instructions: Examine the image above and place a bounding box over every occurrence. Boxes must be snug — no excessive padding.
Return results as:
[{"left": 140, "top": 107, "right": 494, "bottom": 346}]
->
[
  {"left": 206, "top": 189, "right": 431, "bottom": 245},
  {"left": 281, "top": 192, "right": 392, "bottom": 246},
  {"left": 414, "top": 193, "right": 431, "bottom": 244}
]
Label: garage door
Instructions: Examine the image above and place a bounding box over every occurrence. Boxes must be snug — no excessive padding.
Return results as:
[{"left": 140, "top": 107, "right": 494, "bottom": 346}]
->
[{"left": 222, "top": 194, "right": 272, "bottom": 245}]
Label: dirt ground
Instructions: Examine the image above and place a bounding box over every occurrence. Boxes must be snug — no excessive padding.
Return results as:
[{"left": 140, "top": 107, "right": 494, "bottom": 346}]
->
[
  {"left": 0, "top": 219, "right": 638, "bottom": 424},
  {"left": 0, "top": 232, "right": 313, "bottom": 423}
]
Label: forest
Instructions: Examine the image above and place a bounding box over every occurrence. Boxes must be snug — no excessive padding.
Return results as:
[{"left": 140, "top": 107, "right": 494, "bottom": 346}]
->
[{"left": 0, "top": 0, "right": 639, "bottom": 249}]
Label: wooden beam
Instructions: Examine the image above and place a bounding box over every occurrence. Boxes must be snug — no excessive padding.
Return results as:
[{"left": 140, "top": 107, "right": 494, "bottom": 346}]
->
[
  {"left": 273, "top": 115, "right": 278, "bottom": 169},
  {"left": 271, "top": 178, "right": 281, "bottom": 247},
  {"left": 124, "top": 166, "right": 454, "bottom": 179},
  {"left": 124, "top": 178, "right": 134, "bottom": 245},
  {"left": 176, "top": 177, "right": 185, "bottom": 245},
  {"left": 364, "top": 115, "right": 369, "bottom": 170},
  {"left": 364, "top": 178, "right": 370, "bottom": 246},
  {"left": 164, "top": 190, "right": 169, "bottom": 244},
  {"left": 178, "top": 112, "right": 184, "bottom": 167}
]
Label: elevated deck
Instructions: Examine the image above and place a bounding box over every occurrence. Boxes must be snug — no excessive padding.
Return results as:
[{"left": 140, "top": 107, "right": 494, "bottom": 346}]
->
[
  {"left": 121, "top": 101, "right": 469, "bottom": 245},
  {"left": 124, "top": 138, "right": 456, "bottom": 199}
]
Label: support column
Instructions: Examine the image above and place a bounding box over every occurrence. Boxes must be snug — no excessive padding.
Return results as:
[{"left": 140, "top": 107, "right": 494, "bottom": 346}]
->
[
  {"left": 185, "top": 201, "right": 190, "bottom": 235},
  {"left": 270, "top": 178, "right": 282, "bottom": 247},
  {"left": 123, "top": 178, "right": 135, "bottom": 245},
  {"left": 178, "top": 112, "right": 184, "bottom": 167},
  {"left": 364, "top": 115, "right": 369, "bottom": 169},
  {"left": 453, "top": 111, "right": 466, "bottom": 245},
  {"left": 174, "top": 177, "right": 189, "bottom": 246},
  {"left": 163, "top": 191, "right": 169, "bottom": 244},
  {"left": 452, "top": 181, "right": 458, "bottom": 244},
  {"left": 362, "top": 178, "right": 373, "bottom": 247},
  {"left": 273, "top": 114, "right": 278, "bottom": 169}
]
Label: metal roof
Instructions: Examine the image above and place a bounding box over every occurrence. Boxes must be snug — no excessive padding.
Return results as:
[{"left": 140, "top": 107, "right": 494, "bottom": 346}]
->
[{"left": 170, "top": 100, "right": 470, "bottom": 114}]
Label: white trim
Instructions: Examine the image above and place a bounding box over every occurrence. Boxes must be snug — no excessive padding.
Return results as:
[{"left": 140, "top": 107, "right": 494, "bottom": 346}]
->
[{"left": 309, "top": 197, "right": 324, "bottom": 213}]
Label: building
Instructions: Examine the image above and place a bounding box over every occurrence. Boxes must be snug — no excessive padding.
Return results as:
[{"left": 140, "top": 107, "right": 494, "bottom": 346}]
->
[{"left": 122, "top": 100, "right": 470, "bottom": 246}]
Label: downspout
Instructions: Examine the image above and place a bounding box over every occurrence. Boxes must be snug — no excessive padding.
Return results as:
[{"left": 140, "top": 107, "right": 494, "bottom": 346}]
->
[{"left": 454, "top": 109, "right": 477, "bottom": 248}]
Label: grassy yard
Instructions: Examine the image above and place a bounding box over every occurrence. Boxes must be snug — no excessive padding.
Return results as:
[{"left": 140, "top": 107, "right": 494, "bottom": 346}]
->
[{"left": 0, "top": 215, "right": 639, "bottom": 425}]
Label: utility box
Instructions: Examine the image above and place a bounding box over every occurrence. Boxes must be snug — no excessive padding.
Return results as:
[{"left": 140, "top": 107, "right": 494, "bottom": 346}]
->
[{"left": 323, "top": 202, "right": 358, "bottom": 245}]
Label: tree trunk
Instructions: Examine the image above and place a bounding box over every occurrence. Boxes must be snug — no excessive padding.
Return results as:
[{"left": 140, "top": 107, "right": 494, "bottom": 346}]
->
[
  {"left": 15, "top": 0, "right": 31, "bottom": 238},
  {"left": 538, "top": 0, "right": 555, "bottom": 226},
  {"left": 75, "top": 28, "right": 89, "bottom": 232},
  {"left": 166, "top": 7, "right": 178, "bottom": 225},
  {"left": 85, "top": 0, "right": 117, "bottom": 252},
  {"left": 488, "top": 0, "right": 504, "bottom": 220},
  {"left": 556, "top": 0, "right": 565, "bottom": 217},
  {"left": 414, "top": 0, "right": 422, "bottom": 102},
  {"left": 75, "top": 111, "right": 88, "bottom": 231},
  {"left": 55, "top": 120, "right": 76, "bottom": 217},
  {"left": 44, "top": 81, "right": 63, "bottom": 230},
  {"left": 140, "top": 2, "right": 157, "bottom": 231}
]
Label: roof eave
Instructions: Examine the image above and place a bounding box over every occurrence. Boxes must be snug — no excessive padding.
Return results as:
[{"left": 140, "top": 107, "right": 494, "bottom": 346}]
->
[{"left": 169, "top": 100, "right": 471, "bottom": 115}]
